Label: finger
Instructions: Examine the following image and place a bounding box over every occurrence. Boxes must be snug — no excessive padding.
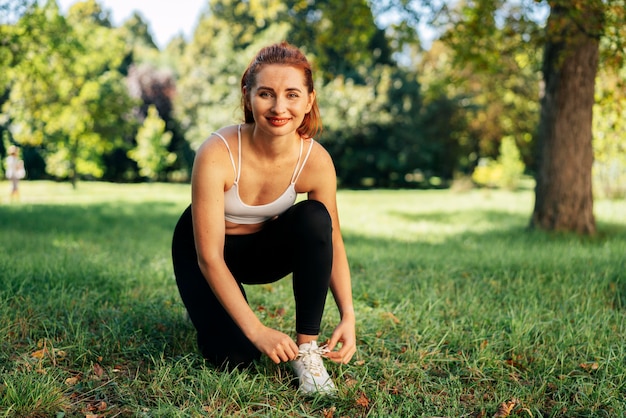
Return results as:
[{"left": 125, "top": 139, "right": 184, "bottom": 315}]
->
[
  {"left": 289, "top": 344, "right": 299, "bottom": 360},
  {"left": 268, "top": 353, "right": 281, "bottom": 364},
  {"left": 326, "top": 333, "right": 340, "bottom": 351},
  {"left": 290, "top": 340, "right": 299, "bottom": 355},
  {"left": 340, "top": 348, "right": 356, "bottom": 364},
  {"left": 327, "top": 345, "right": 355, "bottom": 364},
  {"left": 277, "top": 345, "right": 294, "bottom": 363}
]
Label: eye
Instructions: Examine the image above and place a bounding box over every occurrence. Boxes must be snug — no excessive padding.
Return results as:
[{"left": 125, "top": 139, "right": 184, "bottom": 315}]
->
[
  {"left": 288, "top": 92, "right": 300, "bottom": 99},
  {"left": 259, "top": 91, "right": 272, "bottom": 98}
]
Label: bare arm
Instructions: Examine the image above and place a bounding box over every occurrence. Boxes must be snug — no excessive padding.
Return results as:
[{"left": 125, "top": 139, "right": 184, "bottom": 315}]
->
[
  {"left": 191, "top": 134, "right": 299, "bottom": 363},
  {"left": 306, "top": 144, "right": 356, "bottom": 364}
]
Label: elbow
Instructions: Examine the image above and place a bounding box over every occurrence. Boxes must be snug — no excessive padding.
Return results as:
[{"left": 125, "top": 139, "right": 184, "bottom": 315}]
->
[{"left": 196, "top": 252, "right": 222, "bottom": 277}]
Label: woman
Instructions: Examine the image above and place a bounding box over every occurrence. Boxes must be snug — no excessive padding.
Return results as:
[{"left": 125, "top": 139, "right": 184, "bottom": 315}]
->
[{"left": 171, "top": 42, "right": 356, "bottom": 395}]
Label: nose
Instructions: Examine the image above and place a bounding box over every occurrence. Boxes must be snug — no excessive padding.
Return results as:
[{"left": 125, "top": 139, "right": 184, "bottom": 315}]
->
[{"left": 272, "top": 97, "right": 286, "bottom": 114}]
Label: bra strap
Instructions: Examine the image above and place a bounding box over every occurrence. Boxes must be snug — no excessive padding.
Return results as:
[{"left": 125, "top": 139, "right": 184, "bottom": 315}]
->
[
  {"left": 213, "top": 131, "right": 237, "bottom": 181},
  {"left": 292, "top": 139, "right": 315, "bottom": 184}
]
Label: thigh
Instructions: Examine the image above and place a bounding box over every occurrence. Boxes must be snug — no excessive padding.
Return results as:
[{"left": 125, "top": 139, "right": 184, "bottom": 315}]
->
[
  {"left": 171, "top": 205, "right": 261, "bottom": 366},
  {"left": 224, "top": 200, "right": 332, "bottom": 285},
  {"left": 224, "top": 224, "right": 295, "bottom": 285}
]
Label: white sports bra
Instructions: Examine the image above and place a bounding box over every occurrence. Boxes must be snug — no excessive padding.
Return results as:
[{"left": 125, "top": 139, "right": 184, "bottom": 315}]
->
[{"left": 213, "top": 125, "right": 314, "bottom": 224}]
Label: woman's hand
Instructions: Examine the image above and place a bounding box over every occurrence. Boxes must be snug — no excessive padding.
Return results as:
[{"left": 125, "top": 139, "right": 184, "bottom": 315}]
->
[
  {"left": 249, "top": 325, "right": 300, "bottom": 364},
  {"left": 324, "top": 314, "right": 356, "bottom": 364}
]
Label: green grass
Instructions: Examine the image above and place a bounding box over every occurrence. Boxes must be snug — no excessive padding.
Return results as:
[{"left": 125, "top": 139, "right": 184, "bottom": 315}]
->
[{"left": 1, "top": 181, "right": 625, "bottom": 417}]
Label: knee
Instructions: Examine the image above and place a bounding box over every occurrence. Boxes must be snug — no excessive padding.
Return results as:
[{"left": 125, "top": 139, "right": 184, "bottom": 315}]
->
[{"left": 292, "top": 200, "right": 332, "bottom": 239}]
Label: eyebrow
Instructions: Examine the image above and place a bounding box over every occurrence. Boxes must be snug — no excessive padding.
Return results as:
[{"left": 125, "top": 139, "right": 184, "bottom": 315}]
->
[{"left": 256, "top": 86, "right": 303, "bottom": 93}]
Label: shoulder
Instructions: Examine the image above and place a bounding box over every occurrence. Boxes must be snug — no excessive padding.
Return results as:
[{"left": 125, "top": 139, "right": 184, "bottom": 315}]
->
[
  {"left": 196, "top": 124, "right": 243, "bottom": 158},
  {"left": 193, "top": 125, "right": 242, "bottom": 180},
  {"left": 297, "top": 139, "right": 336, "bottom": 193},
  {"left": 306, "top": 139, "right": 335, "bottom": 172}
]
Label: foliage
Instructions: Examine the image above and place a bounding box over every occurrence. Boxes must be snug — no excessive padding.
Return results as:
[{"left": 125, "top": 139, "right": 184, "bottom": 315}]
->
[
  {"left": 431, "top": 2, "right": 543, "bottom": 169},
  {"left": 2, "top": 1, "right": 136, "bottom": 185},
  {"left": 174, "top": 0, "right": 291, "bottom": 149},
  {"left": 472, "top": 136, "right": 526, "bottom": 190},
  {"left": 1, "top": 183, "right": 625, "bottom": 416},
  {"left": 1, "top": 0, "right": 624, "bottom": 194},
  {"left": 319, "top": 66, "right": 429, "bottom": 188},
  {"left": 593, "top": 65, "right": 626, "bottom": 199},
  {"left": 128, "top": 105, "right": 175, "bottom": 181}
]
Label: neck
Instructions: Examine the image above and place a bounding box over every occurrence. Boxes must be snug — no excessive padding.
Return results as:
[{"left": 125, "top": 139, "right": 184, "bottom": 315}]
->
[{"left": 249, "top": 125, "right": 300, "bottom": 158}]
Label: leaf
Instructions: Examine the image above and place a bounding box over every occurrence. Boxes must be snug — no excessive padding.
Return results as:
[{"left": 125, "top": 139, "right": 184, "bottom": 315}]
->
[
  {"left": 87, "top": 400, "right": 107, "bottom": 412},
  {"left": 381, "top": 312, "right": 400, "bottom": 324},
  {"left": 93, "top": 363, "right": 105, "bottom": 378},
  {"left": 322, "top": 406, "right": 336, "bottom": 418},
  {"left": 31, "top": 349, "right": 47, "bottom": 359},
  {"left": 355, "top": 392, "right": 370, "bottom": 408},
  {"left": 494, "top": 398, "right": 518, "bottom": 417},
  {"left": 580, "top": 362, "right": 599, "bottom": 372},
  {"left": 65, "top": 376, "right": 80, "bottom": 386}
]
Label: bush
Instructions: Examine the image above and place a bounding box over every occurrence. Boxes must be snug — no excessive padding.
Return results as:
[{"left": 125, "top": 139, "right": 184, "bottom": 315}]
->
[{"left": 472, "top": 136, "right": 525, "bottom": 190}]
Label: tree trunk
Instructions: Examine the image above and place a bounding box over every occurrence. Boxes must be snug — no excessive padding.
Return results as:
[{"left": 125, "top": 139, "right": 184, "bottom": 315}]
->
[{"left": 530, "top": 4, "right": 602, "bottom": 235}]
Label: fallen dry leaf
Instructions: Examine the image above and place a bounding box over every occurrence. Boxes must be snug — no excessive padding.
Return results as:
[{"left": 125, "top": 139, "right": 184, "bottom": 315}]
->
[
  {"left": 65, "top": 376, "right": 80, "bottom": 386},
  {"left": 580, "top": 362, "right": 599, "bottom": 372},
  {"left": 322, "top": 406, "right": 336, "bottom": 418},
  {"left": 93, "top": 363, "right": 105, "bottom": 378},
  {"left": 494, "top": 398, "right": 519, "bottom": 417},
  {"left": 355, "top": 392, "right": 370, "bottom": 408},
  {"left": 381, "top": 312, "right": 401, "bottom": 324},
  {"left": 31, "top": 349, "right": 47, "bottom": 359},
  {"left": 87, "top": 401, "right": 107, "bottom": 412}
]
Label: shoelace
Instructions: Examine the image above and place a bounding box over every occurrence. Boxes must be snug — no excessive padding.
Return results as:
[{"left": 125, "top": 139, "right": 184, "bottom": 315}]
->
[{"left": 295, "top": 344, "right": 330, "bottom": 375}]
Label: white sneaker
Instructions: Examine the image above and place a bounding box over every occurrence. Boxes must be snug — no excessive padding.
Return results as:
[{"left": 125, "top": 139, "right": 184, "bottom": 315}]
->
[{"left": 291, "top": 341, "right": 336, "bottom": 395}]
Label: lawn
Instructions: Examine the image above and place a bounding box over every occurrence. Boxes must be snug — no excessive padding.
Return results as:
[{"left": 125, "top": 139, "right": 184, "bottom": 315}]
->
[{"left": 1, "top": 181, "right": 625, "bottom": 417}]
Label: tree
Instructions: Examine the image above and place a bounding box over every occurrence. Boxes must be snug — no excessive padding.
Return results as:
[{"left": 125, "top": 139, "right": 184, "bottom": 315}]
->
[
  {"left": 175, "top": 0, "right": 292, "bottom": 148},
  {"left": 593, "top": 64, "right": 626, "bottom": 199},
  {"left": 2, "top": 0, "right": 136, "bottom": 186},
  {"left": 176, "top": 0, "right": 427, "bottom": 187},
  {"left": 128, "top": 105, "right": 175, "bottom": 181},
  {"left": 391, "top": 0, "right": 625, "bottom": 234},
  {"left": 530, "top": 1, "right": 603, "bottom": 234}
]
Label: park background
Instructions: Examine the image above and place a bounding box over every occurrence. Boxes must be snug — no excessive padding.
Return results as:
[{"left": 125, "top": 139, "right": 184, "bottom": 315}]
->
[{"left": 1, "top": 0, "right": 626, "bottom": 416}]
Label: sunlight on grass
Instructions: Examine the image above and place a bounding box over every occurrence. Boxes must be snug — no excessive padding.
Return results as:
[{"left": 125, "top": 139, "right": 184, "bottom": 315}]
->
[
  {"left": 0, "top": 180, "right": 190, "bottom": 205},
  {"left": 1, "top": 181, "right": 625, "bottom": 417},
  {"left": 338, "top": 189, "right": 537, "bottom": 242}
]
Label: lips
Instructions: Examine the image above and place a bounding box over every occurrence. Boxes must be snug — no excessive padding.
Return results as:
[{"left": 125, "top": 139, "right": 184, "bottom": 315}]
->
[{"left": 267, "top": 117, "right": 290, "bottom": 126}]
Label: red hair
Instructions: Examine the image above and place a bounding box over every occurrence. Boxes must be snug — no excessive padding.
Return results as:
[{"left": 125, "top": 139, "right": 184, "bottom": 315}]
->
[{"left": 241, "top": 42, "right": 322, "bottom": 139}]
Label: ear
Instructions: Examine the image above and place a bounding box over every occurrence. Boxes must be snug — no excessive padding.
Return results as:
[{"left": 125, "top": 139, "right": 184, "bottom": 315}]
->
[
  {"left": 243, "top": 86, "right": 252, "bottom": 109},
  {"left": 306, "top": 89, "right": 316, "bottom": 113}
]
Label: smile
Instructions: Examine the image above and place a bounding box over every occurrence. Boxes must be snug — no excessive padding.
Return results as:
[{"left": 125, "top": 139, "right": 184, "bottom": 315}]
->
[{"left": 268, "top": 118, "right": 290, "bottom": 126}]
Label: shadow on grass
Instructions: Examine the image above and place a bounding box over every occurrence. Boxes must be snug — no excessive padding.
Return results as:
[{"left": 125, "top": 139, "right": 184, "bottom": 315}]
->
[
  {"left": 1, "top": 201, "right": 625, "bottom": 362},
  {"left": 0, "top": 201, "right": 196, "bottom": 361}
]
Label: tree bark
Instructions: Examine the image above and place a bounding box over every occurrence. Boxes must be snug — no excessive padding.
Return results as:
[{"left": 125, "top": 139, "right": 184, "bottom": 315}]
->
[{"left": 530, "top": 4, "right": 601, "bottom": 235}]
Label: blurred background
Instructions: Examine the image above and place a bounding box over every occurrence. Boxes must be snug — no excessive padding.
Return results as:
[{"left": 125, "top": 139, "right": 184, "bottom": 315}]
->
[{"left": 1, "top": 0, "right": 624, "bottom": 197}]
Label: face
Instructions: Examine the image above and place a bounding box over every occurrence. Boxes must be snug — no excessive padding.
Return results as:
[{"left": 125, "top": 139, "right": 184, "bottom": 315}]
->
[{"left": 246, "top": 64, "right": 315, "bottom": 138}]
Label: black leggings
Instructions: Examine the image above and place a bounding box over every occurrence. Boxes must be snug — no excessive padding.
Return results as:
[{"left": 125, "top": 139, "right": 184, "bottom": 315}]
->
[{"left": 171, "top": 200, "right": 333, "bottom": 367}]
